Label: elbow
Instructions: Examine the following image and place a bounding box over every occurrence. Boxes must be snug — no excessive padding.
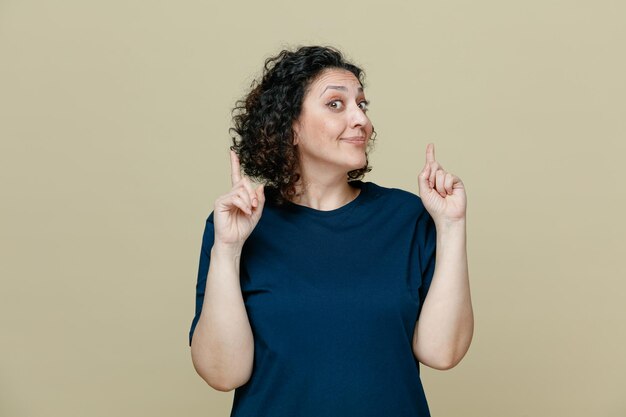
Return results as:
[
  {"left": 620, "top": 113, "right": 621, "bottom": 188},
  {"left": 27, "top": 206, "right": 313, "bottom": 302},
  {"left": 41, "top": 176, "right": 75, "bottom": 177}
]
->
[
  {"left": 192, "top": 359, "right": 251, "bottom": 392},
  {"left": 414, "top": 321, "right": 474, "bottom": 371},
  {"left": 190, "top": 341, "right": 252, "bottom": 392},
  {"left": 413, "top": 341, "right": 472, "bottom": 371},
  {"left": 416, "top": 350, "right": 465, "bottom": 371},
  {"left": 205, "top": 378, "right": 240, "bottom": 393},
  {"left": 204, "top": 377, "right": 236, "bottom": 392},
  {"left": 211, "top": 372, "right": 251, "bottom": 392},
  {"left": 427, "top": 353, "right": 464, "bottom": 371}
]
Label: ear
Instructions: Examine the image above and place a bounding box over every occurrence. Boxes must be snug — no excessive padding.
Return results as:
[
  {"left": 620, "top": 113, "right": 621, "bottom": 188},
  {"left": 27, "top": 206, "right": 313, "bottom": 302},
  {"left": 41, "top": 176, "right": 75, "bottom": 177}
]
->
[{"left": 292, "top": 122, "right": 300, "bottom": 145}]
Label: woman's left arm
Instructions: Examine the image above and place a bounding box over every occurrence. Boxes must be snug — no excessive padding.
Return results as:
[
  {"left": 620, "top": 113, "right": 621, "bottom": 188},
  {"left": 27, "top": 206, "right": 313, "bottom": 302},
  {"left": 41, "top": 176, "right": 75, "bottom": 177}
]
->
[{"left": 412, "top": 143, "right": 474, "bottom": 370}]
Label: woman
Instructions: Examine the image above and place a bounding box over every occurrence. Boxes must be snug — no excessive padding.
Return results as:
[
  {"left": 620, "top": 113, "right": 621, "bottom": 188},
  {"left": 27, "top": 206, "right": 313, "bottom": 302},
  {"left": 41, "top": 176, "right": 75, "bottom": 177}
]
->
[{"left": 189, "top": 46, "right": 473, "bottom": 417}]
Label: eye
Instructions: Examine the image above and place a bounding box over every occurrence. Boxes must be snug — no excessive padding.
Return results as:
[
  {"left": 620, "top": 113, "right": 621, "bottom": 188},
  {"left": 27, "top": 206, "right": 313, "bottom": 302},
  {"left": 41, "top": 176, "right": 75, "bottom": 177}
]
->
[
  {"left": 327, "top": 99, "right": 344, "bottom": 110},
  {"left": 358, "top": 100, "right": 370, "bottom": 112}
]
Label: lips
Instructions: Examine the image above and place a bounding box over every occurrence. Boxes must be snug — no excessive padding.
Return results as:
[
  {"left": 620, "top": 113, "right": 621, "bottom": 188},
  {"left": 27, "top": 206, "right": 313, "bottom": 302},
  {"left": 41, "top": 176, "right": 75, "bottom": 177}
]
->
[{"left": 341, "top": 136, "right": 366, "bottom": 144}]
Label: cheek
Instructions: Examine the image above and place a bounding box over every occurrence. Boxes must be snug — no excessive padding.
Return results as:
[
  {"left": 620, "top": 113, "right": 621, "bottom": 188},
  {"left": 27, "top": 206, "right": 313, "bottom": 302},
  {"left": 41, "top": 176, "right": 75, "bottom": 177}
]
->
[
  {"left": 328, "top": 118, "right": 350, "bottom": 137},
  {"left": 301, "top": 110, "right": 346, "bottom": 142},
  {"left": 311, "top": 119, "right": 342, "bottom": 141},
  {"left": 324, "top": 121, "right": 340, "bottom": 137}
]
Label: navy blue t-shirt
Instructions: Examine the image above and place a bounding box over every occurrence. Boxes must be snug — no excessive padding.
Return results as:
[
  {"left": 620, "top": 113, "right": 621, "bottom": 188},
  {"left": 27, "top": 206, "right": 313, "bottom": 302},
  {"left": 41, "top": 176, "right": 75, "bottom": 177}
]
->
[{"left": 189, "top": 180, "right": 437, "bottom": 417}]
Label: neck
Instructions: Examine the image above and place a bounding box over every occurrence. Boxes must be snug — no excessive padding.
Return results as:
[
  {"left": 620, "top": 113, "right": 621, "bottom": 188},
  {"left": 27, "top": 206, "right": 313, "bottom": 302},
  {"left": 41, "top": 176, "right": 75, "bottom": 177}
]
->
[{"left": 291, "top": 173, "right": 360, "bottom": 211}]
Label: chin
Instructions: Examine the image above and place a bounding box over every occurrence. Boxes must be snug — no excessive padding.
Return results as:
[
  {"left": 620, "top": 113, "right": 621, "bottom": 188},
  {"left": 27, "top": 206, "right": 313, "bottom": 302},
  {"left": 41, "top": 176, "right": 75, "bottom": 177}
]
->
[{"left": 345, "top": 158, "right": 367, "bottom": 173}]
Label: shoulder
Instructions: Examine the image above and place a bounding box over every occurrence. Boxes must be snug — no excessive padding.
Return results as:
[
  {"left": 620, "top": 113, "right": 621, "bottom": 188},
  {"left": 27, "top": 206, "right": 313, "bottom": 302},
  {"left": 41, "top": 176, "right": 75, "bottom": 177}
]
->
[{"left": 363, "top": 181, "right": 427, "bottom": 216}]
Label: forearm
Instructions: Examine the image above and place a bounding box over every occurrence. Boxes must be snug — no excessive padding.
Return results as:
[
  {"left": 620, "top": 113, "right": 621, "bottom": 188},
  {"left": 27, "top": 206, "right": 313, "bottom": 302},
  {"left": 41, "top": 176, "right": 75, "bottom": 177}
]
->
[
  {"left": 414, "top": 218, "right": 474, "bottom": 370},
  {"left": 190, "top": 244, "right": 254, "bottom": 391}
]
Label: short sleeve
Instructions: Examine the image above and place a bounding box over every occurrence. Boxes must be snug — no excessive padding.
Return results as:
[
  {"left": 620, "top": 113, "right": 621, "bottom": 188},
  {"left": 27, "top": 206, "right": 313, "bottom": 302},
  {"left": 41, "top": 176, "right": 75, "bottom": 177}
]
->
[
  {"left": 416, "top": 207, "right": 437, "bottom": 318},
  {"left": 188, "top": 212, "right": 215, "bottom": 346}
]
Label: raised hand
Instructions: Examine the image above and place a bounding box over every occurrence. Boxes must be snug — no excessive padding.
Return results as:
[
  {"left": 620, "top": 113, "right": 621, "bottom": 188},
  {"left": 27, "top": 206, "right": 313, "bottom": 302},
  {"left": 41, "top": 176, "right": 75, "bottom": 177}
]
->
[
  {"left": 213, "top": 149, "right": 266, "bottom": 250},
  {"left": 417, "top": 143, "right": 467, "bottom": 225}
]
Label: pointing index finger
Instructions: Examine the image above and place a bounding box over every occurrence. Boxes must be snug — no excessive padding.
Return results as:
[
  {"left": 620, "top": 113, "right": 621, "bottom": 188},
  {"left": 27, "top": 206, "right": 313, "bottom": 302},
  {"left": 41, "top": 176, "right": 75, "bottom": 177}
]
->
[
  {"left": 230, "top": 149, "right": 242, "bottom": 185},
  {"left": 425, "top": 143, "right": 436, "bottom": 164}
]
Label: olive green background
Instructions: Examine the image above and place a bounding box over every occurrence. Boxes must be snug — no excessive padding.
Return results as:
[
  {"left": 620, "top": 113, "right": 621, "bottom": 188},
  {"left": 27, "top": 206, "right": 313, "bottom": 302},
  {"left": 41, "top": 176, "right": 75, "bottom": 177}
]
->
[{"left": 1, "top": 0, "right": 625, "bottom": 416}]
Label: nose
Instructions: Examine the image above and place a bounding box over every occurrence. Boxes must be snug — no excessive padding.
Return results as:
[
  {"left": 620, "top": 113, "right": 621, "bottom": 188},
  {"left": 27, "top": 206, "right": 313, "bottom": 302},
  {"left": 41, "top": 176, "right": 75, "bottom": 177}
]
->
[{"left": 349, "top": 102, "right": 369, "bottom": 128}]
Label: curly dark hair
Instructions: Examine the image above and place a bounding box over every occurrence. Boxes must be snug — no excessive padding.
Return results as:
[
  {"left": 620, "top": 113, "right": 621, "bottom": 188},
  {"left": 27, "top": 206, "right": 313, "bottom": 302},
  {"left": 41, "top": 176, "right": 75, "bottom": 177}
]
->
[{"left": 229, "top": 45, "right": 376, "bottom": 205}]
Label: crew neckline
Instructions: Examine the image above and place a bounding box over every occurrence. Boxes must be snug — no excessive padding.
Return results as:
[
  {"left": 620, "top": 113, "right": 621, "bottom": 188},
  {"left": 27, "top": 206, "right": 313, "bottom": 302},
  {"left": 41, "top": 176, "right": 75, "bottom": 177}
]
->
[{"left": 283, "top": 180, "right": 368, "bottom": 217}]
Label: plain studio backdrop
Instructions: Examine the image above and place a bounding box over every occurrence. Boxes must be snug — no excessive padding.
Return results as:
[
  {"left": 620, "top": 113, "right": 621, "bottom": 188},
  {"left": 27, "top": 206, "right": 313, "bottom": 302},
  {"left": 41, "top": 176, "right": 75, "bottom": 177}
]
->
[{"left": 1, "top": 1, "right": 625, "bottom": 416}]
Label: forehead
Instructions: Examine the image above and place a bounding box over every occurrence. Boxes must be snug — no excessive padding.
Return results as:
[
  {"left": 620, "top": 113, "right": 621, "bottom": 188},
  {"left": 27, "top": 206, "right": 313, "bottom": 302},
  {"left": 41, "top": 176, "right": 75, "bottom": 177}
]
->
[{"left": 307, "top": 69, "right": 363, "bottom": 94}]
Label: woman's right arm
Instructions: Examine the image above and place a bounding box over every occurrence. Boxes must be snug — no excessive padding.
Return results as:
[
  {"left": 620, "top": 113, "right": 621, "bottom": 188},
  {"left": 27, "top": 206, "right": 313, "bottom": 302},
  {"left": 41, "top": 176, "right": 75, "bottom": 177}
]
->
[{"left": 190, "top": 150, "right": 265, "bottom": 392}]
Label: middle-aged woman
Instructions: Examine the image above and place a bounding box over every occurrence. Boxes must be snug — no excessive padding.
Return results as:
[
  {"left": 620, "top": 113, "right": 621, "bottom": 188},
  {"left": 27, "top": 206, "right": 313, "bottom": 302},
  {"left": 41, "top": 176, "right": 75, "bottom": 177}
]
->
[{"left": 189, "top": 45, "right": 473, "bottom": 417}]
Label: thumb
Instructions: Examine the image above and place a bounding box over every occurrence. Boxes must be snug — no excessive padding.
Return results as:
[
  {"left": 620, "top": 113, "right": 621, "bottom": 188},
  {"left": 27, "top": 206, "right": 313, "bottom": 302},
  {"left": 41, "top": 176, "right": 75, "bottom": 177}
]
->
[
  {"left": 418, "top": 162, "right": 431, "bottom": 196},
  {"left": 255, "top": 184, "right": 266, "bottom": 208}
]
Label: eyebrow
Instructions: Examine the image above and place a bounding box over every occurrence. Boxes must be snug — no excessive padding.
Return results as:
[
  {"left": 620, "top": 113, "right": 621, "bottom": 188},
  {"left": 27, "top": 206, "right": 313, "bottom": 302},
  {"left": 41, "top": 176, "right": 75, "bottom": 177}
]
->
[{"left": 319, "top": 85, "right": 364, "bottom": 97}]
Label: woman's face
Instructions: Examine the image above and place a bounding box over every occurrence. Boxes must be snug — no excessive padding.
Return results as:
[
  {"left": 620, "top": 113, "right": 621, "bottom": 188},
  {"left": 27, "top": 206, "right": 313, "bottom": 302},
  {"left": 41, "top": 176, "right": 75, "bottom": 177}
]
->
[{"left": 292, "top": 68, "right": 373, "bottom": 179}]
